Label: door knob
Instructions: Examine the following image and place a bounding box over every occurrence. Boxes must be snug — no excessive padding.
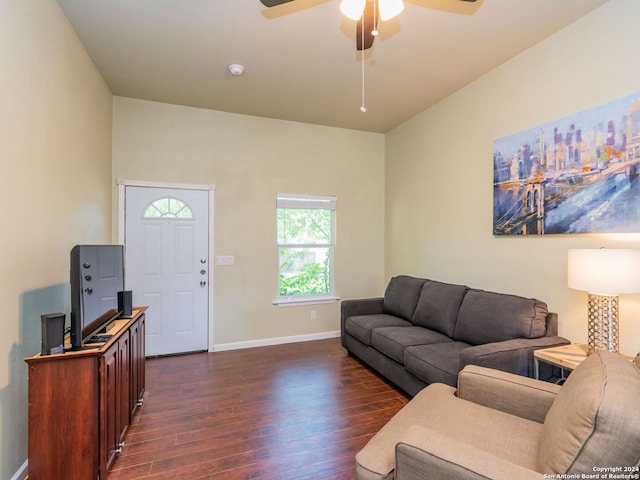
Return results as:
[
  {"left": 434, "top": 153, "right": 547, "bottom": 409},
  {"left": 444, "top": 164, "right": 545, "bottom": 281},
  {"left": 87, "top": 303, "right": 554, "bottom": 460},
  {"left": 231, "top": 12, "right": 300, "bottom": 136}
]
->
[{"left": 200, "top": 280, "right": 207, "bottom": 287}]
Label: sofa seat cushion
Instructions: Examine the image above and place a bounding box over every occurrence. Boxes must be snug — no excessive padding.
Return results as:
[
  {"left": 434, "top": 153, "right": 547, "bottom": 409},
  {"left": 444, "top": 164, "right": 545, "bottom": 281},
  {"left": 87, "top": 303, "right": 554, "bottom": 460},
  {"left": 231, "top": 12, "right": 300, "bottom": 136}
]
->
[
  {"left": 411, "top": 280, "right": 468, "bottom": 337},
  {"left": 404, "top": 342, "right": 471, "bottom": 387},
  {"left": 454, "top": 289, "right": 548, "bottom": 345},
  {"left": 382, "top": 276, "right": 427, "bottom": 321},
  {"left": 537, "top": 350, "right": 640, "bottom": 475},
  {"left": 356, "top": 383, "right": 543, "bottom": 479},
  {"left": 371, "top": 327, "right": 453, "bottom": 364},
  {"left": 345, "top": 314, "right": 412, "bottom": 346}
]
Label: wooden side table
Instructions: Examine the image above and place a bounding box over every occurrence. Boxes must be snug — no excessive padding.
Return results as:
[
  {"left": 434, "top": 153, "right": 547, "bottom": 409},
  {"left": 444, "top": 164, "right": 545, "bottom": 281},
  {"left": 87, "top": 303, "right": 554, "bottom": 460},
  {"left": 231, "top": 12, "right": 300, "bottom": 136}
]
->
[{"left": 534, "top": 343, "right": 635, "bottom": 382}]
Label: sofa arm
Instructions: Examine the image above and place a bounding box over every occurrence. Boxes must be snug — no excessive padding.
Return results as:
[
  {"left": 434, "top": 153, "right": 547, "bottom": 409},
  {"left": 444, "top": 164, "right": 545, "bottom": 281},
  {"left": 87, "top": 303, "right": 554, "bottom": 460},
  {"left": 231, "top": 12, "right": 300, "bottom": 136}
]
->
[
  {"left": 457, "top": 365, "right": 560, "bottom": 423},
  {"left": 340, "top": 298, "right": 384, "bottom": 345},
  {"left": 460, "top": 335, "right": 571, "bottom": 378},
  {"left": 395, "top": 426, "right": 541, "bottom": 480},
  {"left": 341, "top": 297, "right": 384, "bottom": 318}
]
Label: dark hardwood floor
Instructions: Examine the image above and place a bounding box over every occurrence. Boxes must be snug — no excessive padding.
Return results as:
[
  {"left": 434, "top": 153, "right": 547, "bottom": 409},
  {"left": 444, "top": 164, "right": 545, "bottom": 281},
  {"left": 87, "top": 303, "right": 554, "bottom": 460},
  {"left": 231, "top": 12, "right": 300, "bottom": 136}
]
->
[{"left": 109, "top": 338, "right": 409, "bottom": 480}]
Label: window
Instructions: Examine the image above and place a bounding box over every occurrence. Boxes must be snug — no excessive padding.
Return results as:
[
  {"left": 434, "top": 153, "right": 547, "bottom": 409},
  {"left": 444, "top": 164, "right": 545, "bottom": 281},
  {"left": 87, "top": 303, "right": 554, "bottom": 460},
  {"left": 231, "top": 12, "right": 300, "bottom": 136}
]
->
[
  {"left": 276, "top": 193, "right": 337, "bottom": 305},
  {"left": 143, "top": 197, "right": 193, "bottom": 219}
]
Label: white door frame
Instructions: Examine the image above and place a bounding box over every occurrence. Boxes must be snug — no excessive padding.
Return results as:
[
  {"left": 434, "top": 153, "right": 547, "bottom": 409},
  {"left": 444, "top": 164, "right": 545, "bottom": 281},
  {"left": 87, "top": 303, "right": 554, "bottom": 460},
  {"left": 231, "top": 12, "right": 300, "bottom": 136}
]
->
[{"left": 117, "top": 178, "right": 216, "bottom": 352}]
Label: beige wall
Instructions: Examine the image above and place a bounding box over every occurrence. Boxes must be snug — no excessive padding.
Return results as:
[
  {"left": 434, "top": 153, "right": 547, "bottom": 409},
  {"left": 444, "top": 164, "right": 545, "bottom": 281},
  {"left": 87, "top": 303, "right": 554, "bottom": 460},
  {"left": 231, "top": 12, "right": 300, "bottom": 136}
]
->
[
  {"left": 0, "top": 0, "right": 112, "bottom": 477},
  {"left": 386, "top": 0, "right": 640, "bottom": 355},
  {"left": 112, "top": 97, "right": 386, "bottom": 347}
]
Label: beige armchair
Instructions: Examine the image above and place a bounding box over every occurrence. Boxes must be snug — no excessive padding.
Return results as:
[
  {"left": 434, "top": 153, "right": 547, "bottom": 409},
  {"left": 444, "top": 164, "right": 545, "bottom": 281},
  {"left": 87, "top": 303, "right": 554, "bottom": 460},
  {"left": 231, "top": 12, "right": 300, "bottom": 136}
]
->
[{"left": 356, "top": 350, "right": 640, "bottom": 480}]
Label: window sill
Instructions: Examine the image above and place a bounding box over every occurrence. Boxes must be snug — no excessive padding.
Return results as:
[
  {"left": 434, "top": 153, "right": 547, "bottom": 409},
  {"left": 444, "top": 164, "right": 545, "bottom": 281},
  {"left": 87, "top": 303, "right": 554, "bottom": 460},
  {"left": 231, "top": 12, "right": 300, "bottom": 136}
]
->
[{"left": 273, "top": 296, "right": 340, "bottom": 307}]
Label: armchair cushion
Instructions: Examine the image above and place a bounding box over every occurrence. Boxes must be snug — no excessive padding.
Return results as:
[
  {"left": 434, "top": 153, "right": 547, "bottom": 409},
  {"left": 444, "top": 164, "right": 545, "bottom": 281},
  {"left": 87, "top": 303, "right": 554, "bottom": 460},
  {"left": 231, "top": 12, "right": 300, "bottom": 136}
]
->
[
  {"left": 537, "top": 350, "right": 640, "bottom": 474},
  {"left": 355, "top": 383, "right": 543, "bottom": 478},
  {"left": 395, "top": 426, "right": 542, "bottom": 480},
  {"left": 457, "top": 365, "right": 560, "bottom": 423}
]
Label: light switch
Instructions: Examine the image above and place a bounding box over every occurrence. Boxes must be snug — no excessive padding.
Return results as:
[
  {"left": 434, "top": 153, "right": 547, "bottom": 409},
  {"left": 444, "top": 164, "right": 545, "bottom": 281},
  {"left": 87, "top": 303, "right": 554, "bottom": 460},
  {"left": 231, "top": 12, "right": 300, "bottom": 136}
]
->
[{"left": 216, "top": 255, "right": 235, "bottom": 266}]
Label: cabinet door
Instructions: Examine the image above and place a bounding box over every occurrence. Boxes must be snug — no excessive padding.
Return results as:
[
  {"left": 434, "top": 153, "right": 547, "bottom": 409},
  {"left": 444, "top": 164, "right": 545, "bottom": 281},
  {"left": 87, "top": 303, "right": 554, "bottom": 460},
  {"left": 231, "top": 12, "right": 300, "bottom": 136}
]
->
[
  {"left": 117, "top": 331, "right": 130, "bottom": 447},
  {"left": 129, "top": 318, "right": 139, "bottom": 418},
  {"left": 102, "top": 331, "right": 131, "bottom": 475},
  {"left": 101, "top": 343, "right": 119, "bottom": 476},
  {"left": 28, "top": 355, "right": 99, "bottom": 480},
  {"left": 139, "top": 314, "right": 146, "bottom": 395},
  {"left": 130, "top": 314, "right": 146, "bottom": 417},
  {"left": 136, "top": 315, "right": 146, "bottom": 404}
]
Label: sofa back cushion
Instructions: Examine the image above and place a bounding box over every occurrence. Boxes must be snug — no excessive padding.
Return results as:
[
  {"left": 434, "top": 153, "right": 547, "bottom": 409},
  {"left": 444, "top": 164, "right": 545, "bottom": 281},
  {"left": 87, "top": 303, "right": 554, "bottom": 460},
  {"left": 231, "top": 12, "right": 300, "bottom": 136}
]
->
[
  {"left": 453, "top": 289, "right": 548, "bottom": 345},
  {"left": 537, "top": 351, "right": 640, "bottom": 474},
  {"left": 382, "top": 276, "right": 427, "bottom": 321},
  {"left": 411, "top": 280, "right": 468, "bottom": 337}
]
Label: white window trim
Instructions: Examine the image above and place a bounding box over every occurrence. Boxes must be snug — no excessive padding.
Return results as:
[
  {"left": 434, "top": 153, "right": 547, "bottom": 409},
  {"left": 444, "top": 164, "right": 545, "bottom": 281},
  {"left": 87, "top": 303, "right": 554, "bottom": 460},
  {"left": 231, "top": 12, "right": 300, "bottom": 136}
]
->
[
  {"left": 273, "top": 294, "right": 340, "bottom": 307},
  {"left": 275, "top": 193, "right": 337, "bottom": 305},
  {"left": 277, "top": 193, "right": 337, "bottom": 210}
]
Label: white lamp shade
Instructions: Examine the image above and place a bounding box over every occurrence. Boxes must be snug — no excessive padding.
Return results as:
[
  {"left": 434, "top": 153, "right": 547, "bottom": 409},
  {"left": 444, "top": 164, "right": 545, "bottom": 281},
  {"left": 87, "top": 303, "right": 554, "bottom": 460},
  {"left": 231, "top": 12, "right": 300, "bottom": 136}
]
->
[
  {"left": 339, "top": 0, "right": 366, "bottom": 20},
  {"left": 379, "top": 0, "right": 404, "bottom": 20},
  {"left": 567, "top": 249, "right": 640, "bottom": 294}
]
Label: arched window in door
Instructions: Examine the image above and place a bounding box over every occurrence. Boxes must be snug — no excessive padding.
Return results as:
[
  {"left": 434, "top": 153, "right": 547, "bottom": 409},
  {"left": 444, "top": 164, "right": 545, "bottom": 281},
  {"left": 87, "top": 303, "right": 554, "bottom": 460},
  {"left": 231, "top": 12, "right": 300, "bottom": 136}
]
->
[{"left": 143, "top": 197, "right": 194, "bottom": 219}]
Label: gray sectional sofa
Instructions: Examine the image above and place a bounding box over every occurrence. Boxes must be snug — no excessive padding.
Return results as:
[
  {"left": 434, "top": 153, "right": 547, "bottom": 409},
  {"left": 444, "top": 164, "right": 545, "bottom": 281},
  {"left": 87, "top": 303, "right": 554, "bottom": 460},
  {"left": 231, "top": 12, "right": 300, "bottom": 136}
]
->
[{"left": 341, "top": 275, "right": 570, "bottom": 396}]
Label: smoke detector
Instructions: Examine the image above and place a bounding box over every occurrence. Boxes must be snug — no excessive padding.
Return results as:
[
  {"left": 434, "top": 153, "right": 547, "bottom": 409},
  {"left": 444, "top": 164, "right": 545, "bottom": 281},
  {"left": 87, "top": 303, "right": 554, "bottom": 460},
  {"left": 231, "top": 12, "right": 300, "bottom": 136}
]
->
[{"left": 227, "top": 64, "right": 244, "bottom": 76}]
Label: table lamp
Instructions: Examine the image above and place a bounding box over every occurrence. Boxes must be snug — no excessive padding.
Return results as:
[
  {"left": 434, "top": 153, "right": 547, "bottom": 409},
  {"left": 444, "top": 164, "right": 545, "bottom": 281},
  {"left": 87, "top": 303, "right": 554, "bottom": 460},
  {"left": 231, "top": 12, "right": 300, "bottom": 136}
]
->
[{"left": 567, "top": 248, "right": 640, "bottom": 355}]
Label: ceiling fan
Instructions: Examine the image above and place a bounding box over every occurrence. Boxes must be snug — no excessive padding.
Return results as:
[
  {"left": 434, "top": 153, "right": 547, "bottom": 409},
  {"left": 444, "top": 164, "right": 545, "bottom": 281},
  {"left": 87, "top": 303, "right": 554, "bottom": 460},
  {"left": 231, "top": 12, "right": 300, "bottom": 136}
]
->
[{"left": 259, "top": 0, "right": 478, "bottom": 51}]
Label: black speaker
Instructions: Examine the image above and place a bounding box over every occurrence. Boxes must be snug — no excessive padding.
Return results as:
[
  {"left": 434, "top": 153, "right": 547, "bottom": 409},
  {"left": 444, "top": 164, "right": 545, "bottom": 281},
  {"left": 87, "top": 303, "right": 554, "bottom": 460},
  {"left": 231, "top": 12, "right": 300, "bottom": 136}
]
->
[
  {"left": 118, "top": 290, "right": 133, "bottom": 318},
  {"left": 41, "top": 313, "right": 65, "bottom": 355}
]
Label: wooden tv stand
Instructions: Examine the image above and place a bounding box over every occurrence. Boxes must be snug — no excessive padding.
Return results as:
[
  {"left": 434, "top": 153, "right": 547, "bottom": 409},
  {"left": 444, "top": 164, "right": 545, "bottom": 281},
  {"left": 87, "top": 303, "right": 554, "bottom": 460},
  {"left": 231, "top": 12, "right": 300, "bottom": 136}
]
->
[{"left": 25, "top": 307, "right": 147, "bottom": 480}]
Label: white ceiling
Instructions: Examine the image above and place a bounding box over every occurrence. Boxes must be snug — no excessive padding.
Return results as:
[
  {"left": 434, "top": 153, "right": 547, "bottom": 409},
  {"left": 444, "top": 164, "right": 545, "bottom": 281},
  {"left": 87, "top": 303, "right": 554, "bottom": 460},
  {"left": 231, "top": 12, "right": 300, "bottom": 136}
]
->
[{"left": 56, "top": 0, "right": 609, "bottom": 133}]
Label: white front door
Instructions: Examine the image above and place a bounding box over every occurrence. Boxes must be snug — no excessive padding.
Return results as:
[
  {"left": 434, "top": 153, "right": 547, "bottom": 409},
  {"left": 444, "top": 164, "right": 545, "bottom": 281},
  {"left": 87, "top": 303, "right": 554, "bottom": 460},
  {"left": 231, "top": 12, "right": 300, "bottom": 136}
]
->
[{"left": 124, "top": 186, "right": 210, "bottom": 356}]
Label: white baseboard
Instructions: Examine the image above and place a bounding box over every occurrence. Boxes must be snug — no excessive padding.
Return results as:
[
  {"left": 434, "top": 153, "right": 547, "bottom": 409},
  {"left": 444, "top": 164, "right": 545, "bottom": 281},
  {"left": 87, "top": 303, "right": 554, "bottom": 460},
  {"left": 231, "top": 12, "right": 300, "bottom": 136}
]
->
[
  {"left": 11, "top": 460, "right": 27, "bottom": 480},
  {"left": 212, "top": 330, "right": 340, "bottom": 352}
]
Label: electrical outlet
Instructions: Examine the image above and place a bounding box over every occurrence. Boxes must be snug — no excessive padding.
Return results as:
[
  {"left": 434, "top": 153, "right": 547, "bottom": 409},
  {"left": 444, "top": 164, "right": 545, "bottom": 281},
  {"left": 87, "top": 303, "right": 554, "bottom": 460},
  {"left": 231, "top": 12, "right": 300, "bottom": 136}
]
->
[{"left": 310, "top": 310, "right": 317, "bottom": 321}]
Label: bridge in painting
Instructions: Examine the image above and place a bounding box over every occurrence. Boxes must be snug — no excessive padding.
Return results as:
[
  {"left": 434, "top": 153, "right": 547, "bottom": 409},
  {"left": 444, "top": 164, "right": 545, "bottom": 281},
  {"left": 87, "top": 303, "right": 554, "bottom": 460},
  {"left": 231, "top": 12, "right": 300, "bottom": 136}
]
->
[{"left": 494, "top": 158, "right": 640, "bottom": 235}]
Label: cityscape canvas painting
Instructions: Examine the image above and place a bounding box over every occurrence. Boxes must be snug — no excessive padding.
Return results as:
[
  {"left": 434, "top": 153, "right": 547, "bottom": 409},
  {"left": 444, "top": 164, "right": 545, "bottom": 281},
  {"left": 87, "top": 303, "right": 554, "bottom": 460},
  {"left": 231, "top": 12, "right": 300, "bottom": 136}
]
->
[{"left": 493, "top": 92, "right": 640, "bottom": 235}]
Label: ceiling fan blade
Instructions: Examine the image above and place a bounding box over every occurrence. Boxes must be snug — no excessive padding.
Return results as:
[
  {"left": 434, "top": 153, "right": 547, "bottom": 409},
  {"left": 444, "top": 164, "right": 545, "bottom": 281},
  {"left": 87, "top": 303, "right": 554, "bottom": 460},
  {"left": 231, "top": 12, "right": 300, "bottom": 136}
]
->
[
  {"left": 356, "top": 0, "right": 377, "bottom": 51},
  {"left": 259, "top": 0, "right": 295, "bottom": 7}
]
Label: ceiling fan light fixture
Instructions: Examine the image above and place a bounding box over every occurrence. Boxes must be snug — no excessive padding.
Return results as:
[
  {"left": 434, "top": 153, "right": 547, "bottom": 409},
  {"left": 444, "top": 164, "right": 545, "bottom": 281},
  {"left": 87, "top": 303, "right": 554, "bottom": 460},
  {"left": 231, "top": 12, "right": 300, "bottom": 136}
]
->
[
  {"left": 379, "top": 0, "right": 404, "bottom": 21},
  {"left": 339, "top": 0, "right": 366, "bottom": 20}
]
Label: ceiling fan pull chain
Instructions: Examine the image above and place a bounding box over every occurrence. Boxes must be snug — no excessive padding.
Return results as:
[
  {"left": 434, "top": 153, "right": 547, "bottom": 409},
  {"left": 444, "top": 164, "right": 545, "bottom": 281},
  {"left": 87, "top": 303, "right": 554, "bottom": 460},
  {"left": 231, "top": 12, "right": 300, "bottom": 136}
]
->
[
  {"left": 372, "top": 0, "right": 378, "bottom": 36},
  {"left": 360, "top": 57, "right": 366, "bottom": 112},
  {"left": 360, "top": 5, "right": 367, "bottom": 113}
]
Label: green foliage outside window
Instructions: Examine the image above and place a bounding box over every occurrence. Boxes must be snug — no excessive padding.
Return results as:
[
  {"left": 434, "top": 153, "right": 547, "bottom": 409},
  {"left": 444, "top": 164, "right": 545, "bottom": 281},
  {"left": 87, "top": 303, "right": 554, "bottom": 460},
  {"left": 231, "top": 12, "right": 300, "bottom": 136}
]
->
[{"left": 277, "top": 207, "right": 333, "bottom": 297}]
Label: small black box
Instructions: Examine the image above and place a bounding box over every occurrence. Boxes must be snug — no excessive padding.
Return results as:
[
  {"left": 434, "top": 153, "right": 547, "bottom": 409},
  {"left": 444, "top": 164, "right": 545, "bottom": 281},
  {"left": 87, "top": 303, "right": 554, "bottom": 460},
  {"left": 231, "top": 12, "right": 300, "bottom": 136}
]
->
[
  {"left": 118, "top": 290, "right": 133, "bottom": 318},
  {"left": 41, "top": 313, "right": 65, "bottom": 355}
]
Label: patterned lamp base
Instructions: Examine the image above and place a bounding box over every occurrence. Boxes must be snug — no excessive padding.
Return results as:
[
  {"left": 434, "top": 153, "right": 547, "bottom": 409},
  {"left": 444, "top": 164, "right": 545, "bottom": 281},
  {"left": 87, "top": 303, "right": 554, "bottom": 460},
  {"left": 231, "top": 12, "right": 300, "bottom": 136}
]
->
[{"left": 586, "top": 292, "right": 619, "bottom": 355}]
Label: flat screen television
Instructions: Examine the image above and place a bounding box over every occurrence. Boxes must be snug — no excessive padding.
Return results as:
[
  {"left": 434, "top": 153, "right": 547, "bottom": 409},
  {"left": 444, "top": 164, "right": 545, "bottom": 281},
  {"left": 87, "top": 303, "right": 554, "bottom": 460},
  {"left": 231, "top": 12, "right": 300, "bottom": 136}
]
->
[{"left": 69, "top": 245, "right": 125, "bottom": 349}]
